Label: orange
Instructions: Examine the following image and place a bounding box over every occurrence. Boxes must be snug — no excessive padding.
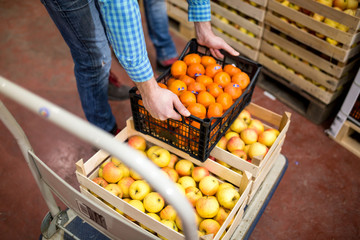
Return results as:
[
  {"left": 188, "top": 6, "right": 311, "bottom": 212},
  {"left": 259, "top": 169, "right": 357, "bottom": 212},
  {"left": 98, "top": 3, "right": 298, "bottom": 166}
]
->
[
  {"left": 214, "top": 72, "right": 231, "bottom": 88},
  {"left": 207, "top": 102, "right": 224, "bottom": 119},
  {"left": 201, "top": 55, "right": 217, "bottom": 67},
  {"left": 158, "top": 82, "right": 167, "bottom": 89},
  {"left": 167, "top": 77, "right": 177, "bottom": 87},
  {"left": 179, "top": 91, "right": 197, "bottom": 107},
  {"left": 179, "top": 75, "right": 195, "bottom": 86},
  {"left": 171, "top": 60, "right": 187, "bottom": 78},
  {"left": 224, "top": 83, "right": 242, "bottom": 100},
  {"left": 168, "top": 80, "right": 187, "bottom": 96},
  {"left": 232, "top": 72, "right": 250, "bottom": 90},
  {"left": 183, "top": 53, "right": 202, "bottom": 65},
  {"left": 187, "top": 103, "right": 206, "bottom": 119},
  {"left": 196, "top": 75, "right": 213, "bottom": 87},
  {"left": 206, "top": 82, "right": 224, "bottom": 98},
  {"left": 197, "top": 91, "right": 216, "bottom": 108},
  {"left": 205, "top": 63, "right": 222, "bottom": 78},
  {"left": 187, "top": 82, "right": 206, "bottom": 95},
  {"left": 224, "top": 64, "right": 242, "bottom": 77},
  {"left": 187, "top": 63, "right": 205, "bottom": 78},
  {"left": 216, "top": 92, "right": 233, "bottom": 111}
]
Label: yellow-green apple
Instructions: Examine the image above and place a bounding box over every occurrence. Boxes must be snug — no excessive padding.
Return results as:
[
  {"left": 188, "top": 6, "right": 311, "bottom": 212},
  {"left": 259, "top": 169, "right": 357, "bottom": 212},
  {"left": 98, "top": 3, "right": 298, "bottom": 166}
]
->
[
  {"left": 230, "top": 167, "right": 243, "bottom": 175},
  {"left": 126, "top": 199, "right": 145, "bottom": 221},
  {"left": 148, "top": 147, "right": 171, "bottom": 168},
  {"left": 117, "top": 176, "right": 135, "bottom": 198},
  {"left": 175, "top": 183, "right": 186, "bottom": 195},
  {"left": 140, "top": 212, "right": 161, "bottom": 233},
  {"left": 117, "top": 163, "right": 130, "bottom": 178},
  {"left": 216, "top": 159, "right": 231, "bottom": 168},
  {"left": 317, "top": 0, "right": 333, "bottom": 7},
  {"left": 231, "top": 149, "right": 248, "bottom": 160},
  {"left": 226, "top": 136, "right": 245, "bottom": 152},
  {"left": 185, "top": 186, "right": 203, "bottom": 206},
  {"left": 333, "top": 0, "right": 348, "bottom": 10},
  {"left": 214, "top": 206, "right": 231, "bottom": 226},
  {"left": 105, "top": 183, "right": 123, "bottom": 198},
  {"left": 98, "top": 168, "right": 104, "bottom": 178},
  {"left": 266, "top": 128, "right": 280, "bottom": 137},
  {"left": 129, "top": 169, "right": 142, "bottom": 180},
  {"left": 225, "top": 131, "right": 240, "bottom": 140},
  {"left": 168, "top": 153, "right": 178, "bottom": 168},
  {"left": 230, "top": 118, "right": 248, "bottom": 133},
  {"left": 175, "top": 159, "right": 194, "bottom": 176},
  {"left": 239, "top": 27, "right": 248, "bottom": 34},
  {"left": 143, "top": 192, "right": 165, "bottom": 213},
  {"left": 216, "top": 187, "right": 240, "bottom": 209},
  {"left": 196, "top": 196, "right": 220, "bottom": 218},
  {"left": 129, "top": 180, "right": 151, "bottom": 200},
  {"left": 161, "top": 166, "right": 179, "bottom": 182},
  {"left": 248, "top": 142, "right": 268, "bottom": 160},
  {"left": 146, "top": 145, "right": 162, "bottom": 158},
  {"left": 92, "top": 177, "right": 108, "bottom": 188},
  {"left": 326, "top": 37, "right": 338, "bottom": 45},
  {"left": 347, "top": 0, "right": 358, "bottom": 9},
  {"left": 258, "top": 130, "right": 277, "bottom": 147},
  {"left": 160, "top": 205, "right": 177, "bottom": 221},
  {"left": 248, "top": 119, "right": 264, "bottom": 134},
  {"left": 216, "top": 136, "right": 228, "bottom": 150},
  {"left": 199, "top": 176, "right": 219, "bottom": 196},
  {"left": 159, "top": 219, "right": 178, "bottom": 235},
  {"left": 178, "top": 176, "right": 196, "bottom": 190},
  {"left": 199, "top": 219, "right": 221, "bottom": 236},
  {"left": 102, "top": 162, "right": 123, "bottom": 183},
  {"left": 191, "top": 166, "right": 210, "bottom": 182},
  {"left": 216, "top": 183, "right": 235, "bottom": 199},
  {"left": 175, "top": 211, "right": 202, "bottom": 232},
  {"left": 111, "top": 157, "right": 122, "bottom": 166},
  {"left": 324, "top": 18, "right": 339, "bottom": 28},
  {"left": 127, "top": 135, "right": 147, "bottom": 151},
  {"left": 281, "top": 0, "right": 290, "bottom": 6},
  {"left": 240, "top": 128, "right": 258, "bottom": 145}
]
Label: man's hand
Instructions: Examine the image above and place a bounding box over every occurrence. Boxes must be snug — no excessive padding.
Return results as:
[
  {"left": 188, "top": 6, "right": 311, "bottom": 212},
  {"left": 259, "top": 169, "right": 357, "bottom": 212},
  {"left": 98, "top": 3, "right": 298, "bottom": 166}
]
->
[
  {"left": 194, "top": 22, "right": 239, "bottom": 59},
  {"left": 136, "top": 77, "right": 191, "bottom": 121}
]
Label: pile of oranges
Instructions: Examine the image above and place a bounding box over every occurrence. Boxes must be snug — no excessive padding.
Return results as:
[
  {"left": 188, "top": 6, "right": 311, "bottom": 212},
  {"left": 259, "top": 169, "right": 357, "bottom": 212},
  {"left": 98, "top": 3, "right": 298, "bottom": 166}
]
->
[{"left": 164, "top": 53, "right": 250, "bottom": 122}]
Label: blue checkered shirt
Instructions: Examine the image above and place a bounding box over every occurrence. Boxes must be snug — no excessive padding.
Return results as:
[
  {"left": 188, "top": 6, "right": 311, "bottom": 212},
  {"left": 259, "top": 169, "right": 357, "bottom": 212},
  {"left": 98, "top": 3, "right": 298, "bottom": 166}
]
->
[{"left": 98, "top": 0, "right": 211, "bottom": 82}]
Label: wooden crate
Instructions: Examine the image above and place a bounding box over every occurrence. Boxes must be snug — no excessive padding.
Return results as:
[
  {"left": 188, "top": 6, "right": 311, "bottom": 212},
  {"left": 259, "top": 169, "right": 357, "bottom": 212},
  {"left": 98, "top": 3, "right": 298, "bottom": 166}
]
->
[
  {"left": 75, "top": 119, "right": 252, "bottom": 240},
  {"left": 210, "top": 0, "right": 267, "bottom": 61},
  {"left": 210, "top": 103, "right": 291, "bottom": 202},
  {"left": 329, "top": 120, "right": 360, "bottom": 158},
  {"left": 166, "top": 0, "right": 195, "bottom": 40},
  {"left": 260, "top": 0, "right": 360, "bottom": 105}
]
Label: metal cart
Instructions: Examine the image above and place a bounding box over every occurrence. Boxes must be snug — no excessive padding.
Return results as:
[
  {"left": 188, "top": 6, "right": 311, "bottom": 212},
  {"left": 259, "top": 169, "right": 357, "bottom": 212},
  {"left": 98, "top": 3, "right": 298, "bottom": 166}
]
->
[{"left": 0, "top": 76, "right": 287, "bottom": 240}]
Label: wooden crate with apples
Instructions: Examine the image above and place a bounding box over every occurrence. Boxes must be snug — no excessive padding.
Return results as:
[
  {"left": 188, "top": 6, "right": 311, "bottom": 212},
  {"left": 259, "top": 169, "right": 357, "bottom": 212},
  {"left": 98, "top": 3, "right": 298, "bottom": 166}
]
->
[
  {"left": 210, "top": 102, "right": 291, "bottom": 203},
  {"left": 210, "top": 0, "right": 268, "bottom": 61},
  {"left": 259, "top": 0, "right": 360, "bottom": 105},
  {"left": 75, "top": 118, "right": 253, "bottom": 240}
]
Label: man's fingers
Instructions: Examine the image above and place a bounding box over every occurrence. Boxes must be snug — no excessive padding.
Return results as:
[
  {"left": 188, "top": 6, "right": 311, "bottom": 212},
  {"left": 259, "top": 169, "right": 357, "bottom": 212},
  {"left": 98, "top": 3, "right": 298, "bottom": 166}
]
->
[{"left": 173, "top": 97, "right": 191, "bottom": 118}]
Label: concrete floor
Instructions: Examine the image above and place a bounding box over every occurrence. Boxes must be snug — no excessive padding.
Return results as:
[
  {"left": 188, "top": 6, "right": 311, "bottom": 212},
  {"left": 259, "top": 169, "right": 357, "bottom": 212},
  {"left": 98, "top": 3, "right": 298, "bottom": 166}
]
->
[{"left": 1, "top": 0, "right": 359, "bottom": 239}]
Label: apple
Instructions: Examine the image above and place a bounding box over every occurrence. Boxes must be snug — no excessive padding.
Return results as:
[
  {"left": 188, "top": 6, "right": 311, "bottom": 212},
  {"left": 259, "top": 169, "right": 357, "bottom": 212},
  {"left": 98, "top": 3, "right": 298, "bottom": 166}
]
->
[
  {"left": 196, "top": 196, "right": 220, "bottom": 218},
  {"left": 230, "top": 118, "right": 248, "bottom": 133},
  {"left": 248, "top": 142, "right": 268, "bottom": 160},
  {"left": 226, "top": 136, "right": 245, "bottom": 152},
  {"left": 92, "top": 177, "right": 108, "bottom": 188},
  {"left": 231, "top": 149, "right": 248, "bottom": 160},
  {"left": 111, "top": 156, "right": 122, "bottom": 166},
  {"left": 240, "top": 128, "right": 258, "bottom": 145},
  {"left": 127, "top": 135, "right": 147, "bottom": 151},
  {"left": 248, "top": 119, "right": 264, "bottom": 134},
  {"left": 175, "top": 183, "right": 186, "bottom": 195},
  {"left": 199, "top": 219, "right": 221, "bottom": 236},
  {"left": 216, "top": 183, "right": 235, "bottom": 198},
  {"left": 178, "top": 176, "right": 196, "bottom": 190},
  {"left": 117, "top": 176, "right": 135, "bottom": 198},
  {"left": 129, "top": 180, "right": 151, "bottom": 200},
  {"left": 191, "top": 166, "right": 210, "bottom": 182},
  {"left": 185, "top": 186, "right": 203, "bottom": 206},
  {"left": 175, "top": 211, "right": 202, "bottom": 232},
  {"left": 161, "top": 166, "right": 179, "bottom": 182},
  {"left": 140, "top": 212, "right": 161, "bottom": 233},
  {"left": 216, "top": 187, "right": 240, "bottom": 210},
  {"left": 216, "top": 136, "right": 228, "bottom": 150},
  {"left": 214, "top": 206, "right": 231, "bottom": 226},
  {"left": 148, "top": 147, "right": 171, "bottom": 168},
  {"left": 168, "top": 153, "right": 178, "bottom": 168},
  {"left": 324, "top": 18, "right": 339, "bottom": 28},
  {"left": 266, "top": 128, "right": 280, "bottom": 137},
  {"left": 199, "top": 176, "right": 219, "bottom": 196},
  {"left": 117, "top": 163, "right": 130, "bottom": 178},
  {"left": 143, "top": 192, "right": 165, "bottom": 213},
  {"left": 175, "top": 159, "right": 194, "bottom": 176},
  {"left": 230, "top": 167, "right": 243, "bottom": 175},
  {"left": 224, "top": 131, "right": 240, "bottom": 141},
  {"left": 129, "top": 169, "right": 142, "bottom": 180},
  {"left": 102, "top": 162, "right": 123, "bottom": 183},
  {"left": 216, "top": 159, "right": 231, "bottom": 168},
  {"left": 159, "top": 219, "right": 178, "bottom": 235},
  {"left": 326, "top": 37, "right": 338, "bottom": 45},
  {"left": 347, "top": 0, "right": 358, "bottom": 9},
  {"left": 160, "top": 205, "right": 177, "bottom": 221},
  {"left": 126, "top": 199, "right": 145, "bottom": 221},
  {"left": 258, "top": 130, "right": 277, "bottom": 147},
  {"left": 317, "top": 0, "right": 333, "bottom": 7},
  {"left": 333, "top": 0, "right": 348, "bottom": 10},
  {"left": 104, "top": 183, "right": 123, "bottom": 198}
]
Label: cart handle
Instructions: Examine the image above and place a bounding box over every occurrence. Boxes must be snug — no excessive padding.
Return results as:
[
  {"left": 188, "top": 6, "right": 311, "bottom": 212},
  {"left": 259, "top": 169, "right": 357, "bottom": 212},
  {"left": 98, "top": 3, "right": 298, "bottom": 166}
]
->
[{"left": 0, "top": 76, "right": 199, "bottom": 240}]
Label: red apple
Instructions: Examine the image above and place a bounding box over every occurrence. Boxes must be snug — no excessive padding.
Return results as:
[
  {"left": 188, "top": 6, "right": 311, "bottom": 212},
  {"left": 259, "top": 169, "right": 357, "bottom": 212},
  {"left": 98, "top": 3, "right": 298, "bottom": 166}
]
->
[
  {"left": 199, "top": 219, "right": 221, "bottom": 236},
  {"left": 161, "top": 166, "right": 179, "bottom": 182},
  {"left": 258, "top": 130, "right": 277, "bottom": 147},
  {"left": 216, "top": 136, "right": 228, "bottom": 150},
  {"left": 226, "top": 136, "right": 245, "bottom": 152},
  {"left": 196, "top": 196, "right": 220, "bottom": 219},
  {"left": 117, "top": 176, "right": 135, "bottom": 198},
  {"left": 102, "top": 162, "right": 123, "bottom": 183},
  {"left": 248, "top": 119, "right": 264, "bottom": 134},
  {"left": 92, "top": 177, "right": 108, "bottom": 188},
  {"left": 127, "top": 135, "right": 147, "bottom": 151},
  {"left": 185, "top": 186, "right": 203, "bottom": 206},
  {"left": 168, "top": 153, "right": 178, "bottom": 168},
  {"left": 191, "top": 166, "right": 210, "bottom": 182},
  {"left": 231, "top": 149, "right": 247, "bottom": 160},
  {"left": 240, "top": 128, "right": 258, "bottom": 145},
  {"left": 175, "top": 159, "right": 194, "bottom": 176}
]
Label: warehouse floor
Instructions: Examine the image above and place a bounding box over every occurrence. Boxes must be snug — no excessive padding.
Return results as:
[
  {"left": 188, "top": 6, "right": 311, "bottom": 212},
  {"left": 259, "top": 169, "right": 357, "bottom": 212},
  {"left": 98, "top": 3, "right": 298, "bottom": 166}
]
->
[{"left": 1, "top": 1, "right": 360, "bottom": 240}]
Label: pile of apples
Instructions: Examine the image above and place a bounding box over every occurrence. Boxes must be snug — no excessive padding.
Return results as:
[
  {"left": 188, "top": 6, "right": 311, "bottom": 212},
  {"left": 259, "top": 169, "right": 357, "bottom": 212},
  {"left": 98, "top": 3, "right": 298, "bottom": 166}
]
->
[
  {"left": 92, "top": 135, "right": 241, "bottom": 238},
  {"left": 213, "top": 109, "right": 279, "bottom": 165}
]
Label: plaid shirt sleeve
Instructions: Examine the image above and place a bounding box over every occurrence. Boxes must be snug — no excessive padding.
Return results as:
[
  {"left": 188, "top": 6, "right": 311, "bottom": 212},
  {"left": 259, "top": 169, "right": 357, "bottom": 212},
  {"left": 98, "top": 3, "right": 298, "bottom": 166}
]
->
[
  {"left": 188, "top": 0, "right": 211, "bottom": 22},
  {"left": 98, "top": 0, "right": 153, "bottom": 82}
]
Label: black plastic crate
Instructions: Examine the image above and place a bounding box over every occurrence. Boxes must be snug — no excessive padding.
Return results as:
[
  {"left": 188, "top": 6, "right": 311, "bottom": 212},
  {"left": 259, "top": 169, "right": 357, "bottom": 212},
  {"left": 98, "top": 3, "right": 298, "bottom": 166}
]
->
[{"left": 129, "top": 39, "right": 262, "bottom": 162}]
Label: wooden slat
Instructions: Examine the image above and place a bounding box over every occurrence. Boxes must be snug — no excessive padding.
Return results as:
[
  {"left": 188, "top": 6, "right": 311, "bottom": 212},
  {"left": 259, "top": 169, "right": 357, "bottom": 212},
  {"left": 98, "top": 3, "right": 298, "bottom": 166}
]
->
[{"left": 215, "top": 0, "right": 266, "bottom": 22}]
